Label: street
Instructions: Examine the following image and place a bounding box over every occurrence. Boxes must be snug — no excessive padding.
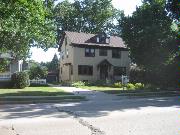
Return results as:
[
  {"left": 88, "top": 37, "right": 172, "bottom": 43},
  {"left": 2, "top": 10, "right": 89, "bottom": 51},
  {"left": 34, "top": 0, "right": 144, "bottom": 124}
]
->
[{"left": 0, "top": 87, "right": 179, "bottom": 135}]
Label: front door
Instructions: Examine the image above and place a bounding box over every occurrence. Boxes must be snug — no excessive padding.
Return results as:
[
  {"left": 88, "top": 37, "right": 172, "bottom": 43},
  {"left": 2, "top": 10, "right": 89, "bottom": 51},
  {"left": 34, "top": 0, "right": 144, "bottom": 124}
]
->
[{"left": 100, "top": 66, "right": 108, "bottom": 80}]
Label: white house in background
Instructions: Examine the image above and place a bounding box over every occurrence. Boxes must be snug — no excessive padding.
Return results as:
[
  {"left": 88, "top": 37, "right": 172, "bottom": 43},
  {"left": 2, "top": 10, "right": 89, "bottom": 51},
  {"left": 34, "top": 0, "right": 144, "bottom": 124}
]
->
[{"left": 0, "top": 52, "right": 23, "bottom": 81}]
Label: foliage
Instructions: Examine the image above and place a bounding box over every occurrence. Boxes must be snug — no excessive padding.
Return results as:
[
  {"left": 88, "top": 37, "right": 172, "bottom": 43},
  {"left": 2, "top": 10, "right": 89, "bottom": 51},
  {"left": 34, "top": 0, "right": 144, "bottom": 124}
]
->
[
  {"left": 130, "top": 68, "right": 146, "bottom": 83},
  {"left": 72, "top": 81, "right": 86, "bottom": 87},
  {"left": 0, "top": 58, "right": 10, "bottom": 73},
  {"left": 166, "top": 0, "right": 180, "bottom": 20},
  {"left": 91, "top": 80, "right": 107, "bottom": 86},
  {"left": 29, "top": 66, "right": 48, "bottom": 80},
  {"left": 120, "top": 1, "right": 178, "bottom": 86},
  {"left": 41, "top": 53, "right": 59, "bottom": 72},
  {"left": 11, "top": 71, "right": 30, "bottom": 89},
  {"left": 134, "top": 83, "right": 145, "bottom": 90},
  {"left": 113, "top": 82, "right": 122, "bottom": 88},
  {"left": 0, "top": 0, "right": 56, "bottom": 59},
  {"left": 126, "top": 83, "right": 136, "bottom": 90},
  {"left": 54, "top": 0, "right": 123, "bottom": 40}
]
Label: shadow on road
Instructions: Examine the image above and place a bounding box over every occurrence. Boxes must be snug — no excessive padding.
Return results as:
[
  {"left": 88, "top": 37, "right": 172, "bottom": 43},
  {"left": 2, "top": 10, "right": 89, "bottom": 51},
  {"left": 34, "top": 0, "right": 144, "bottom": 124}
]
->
[{"left": 0, "top": 91, "right": 179, "bottom": 120}]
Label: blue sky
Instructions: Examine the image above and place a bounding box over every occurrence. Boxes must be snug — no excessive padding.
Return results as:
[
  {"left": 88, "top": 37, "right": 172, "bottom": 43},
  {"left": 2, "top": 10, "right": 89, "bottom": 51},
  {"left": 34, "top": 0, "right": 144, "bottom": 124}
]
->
[{"left": 30, "top": 0, "right": 142, "bottom": 63}]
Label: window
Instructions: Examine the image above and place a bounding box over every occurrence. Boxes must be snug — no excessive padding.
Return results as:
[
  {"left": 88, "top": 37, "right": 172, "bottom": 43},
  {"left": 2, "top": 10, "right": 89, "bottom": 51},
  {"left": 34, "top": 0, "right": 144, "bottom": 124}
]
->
[
  {"left": 99, "top": 49, "right": 107, "bottom": 56},
  {"left": 71, "top": 65, "right": 73, "bottom": 75},
  {"left": 85, "top": 48, "right": 95, "bottom": 57},
  {"left": 112, "top": 49, "right": 121, "bottom": 58},
  {"left": 113, "top": 67, "right": 126, "bottom": 76},
  {"left": 61, "top": 51, "right": 64, "bottom": 60},
  {"left": 66, "top": 49, "right": 69, "bottom": 58},
  {"left": 78, "top": 65, "right": 93, "bottom": 75}
]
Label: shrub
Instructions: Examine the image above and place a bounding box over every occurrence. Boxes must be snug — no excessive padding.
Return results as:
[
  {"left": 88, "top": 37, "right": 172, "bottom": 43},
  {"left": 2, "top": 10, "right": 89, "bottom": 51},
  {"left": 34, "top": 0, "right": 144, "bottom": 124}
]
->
[
  {"left": 134, "top": 83, "right": 144, "bottom": 90},
  {"left": 72, "top": 81, "right": 86, "bottom": 87},
  {"left": 92, "top": 80, "right": 107, "bottom": 86},
  {"left": 11, "top": 71, "right": 30, "bottom": 89},
  {"left": 113, "top": 82, "right": 122, "bottom": 88},
  {"left": 126, "top": 83, "right": 135, "bottom": 90}
]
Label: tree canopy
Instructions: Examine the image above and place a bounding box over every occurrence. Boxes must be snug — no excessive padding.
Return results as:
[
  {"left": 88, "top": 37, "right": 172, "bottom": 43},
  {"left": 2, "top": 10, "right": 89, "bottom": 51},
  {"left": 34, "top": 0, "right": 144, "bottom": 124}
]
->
[
  {"left": 120, "top": 0, "right": 178, "bottom": 86},
  {"left": 0, "top": 0, "right": 56, "bottom": 58},
  {"left": 54, "top": 0, "right": 123, "bottom": 41}
]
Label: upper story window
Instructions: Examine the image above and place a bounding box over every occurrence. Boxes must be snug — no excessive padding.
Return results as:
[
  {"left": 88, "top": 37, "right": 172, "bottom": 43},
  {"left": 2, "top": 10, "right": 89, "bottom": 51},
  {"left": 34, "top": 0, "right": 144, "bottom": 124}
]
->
[
  {"left": 112, "top": 49, "right": 121, "bottom": 58},
  {"left": 66, "top": 49, "right": 69, "bottom": 58},
  {"left": 99, "top": 49, "right": 107, "bottom": 56},
  {"left": 61, "top": 51, "right": 64, "bottom": 60},
  {"left": 85, "top": 48, "right": 95, "bottom": 57}
]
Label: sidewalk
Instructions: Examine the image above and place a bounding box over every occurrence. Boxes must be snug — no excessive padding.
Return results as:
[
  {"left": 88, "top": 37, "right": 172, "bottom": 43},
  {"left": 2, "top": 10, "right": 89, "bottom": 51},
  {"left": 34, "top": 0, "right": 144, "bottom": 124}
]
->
[{"left": 52, "top": 86, "right": 120, "bottom": 101}]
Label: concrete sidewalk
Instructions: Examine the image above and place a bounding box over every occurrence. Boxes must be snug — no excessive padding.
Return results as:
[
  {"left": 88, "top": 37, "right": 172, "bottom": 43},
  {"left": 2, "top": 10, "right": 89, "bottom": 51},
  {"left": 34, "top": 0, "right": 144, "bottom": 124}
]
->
[{"left": 53, "top": 86, "right": 120, "bottom": 101}]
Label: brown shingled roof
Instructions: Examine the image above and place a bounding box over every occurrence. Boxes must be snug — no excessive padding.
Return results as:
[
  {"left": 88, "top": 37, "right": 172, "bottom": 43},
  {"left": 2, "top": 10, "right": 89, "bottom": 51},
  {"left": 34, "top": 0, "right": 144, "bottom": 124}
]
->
[{"left": 64, "top": 31, "right": 127, "bottom": 48}]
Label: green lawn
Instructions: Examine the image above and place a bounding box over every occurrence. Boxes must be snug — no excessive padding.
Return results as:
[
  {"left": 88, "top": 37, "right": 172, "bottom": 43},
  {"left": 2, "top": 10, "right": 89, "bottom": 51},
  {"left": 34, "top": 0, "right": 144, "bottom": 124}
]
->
[
  {"left": 78, "top": 86, "right": 124, "bottom": 94},
  {"left": 0, "top": 86, "right": 86, "bottom": 104},
  {"left": 78, "top": 86, "right": 180, "bottom": 97},
  {"left": 0, "top": 86, "right": 73, "bottom": 97}
]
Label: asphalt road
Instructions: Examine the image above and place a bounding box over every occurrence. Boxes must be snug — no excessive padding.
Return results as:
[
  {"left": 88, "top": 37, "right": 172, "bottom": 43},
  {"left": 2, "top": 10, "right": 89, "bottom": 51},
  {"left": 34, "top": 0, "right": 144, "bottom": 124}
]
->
[{"left": 0, "top": 87, "right": 179, "bottom": 135}]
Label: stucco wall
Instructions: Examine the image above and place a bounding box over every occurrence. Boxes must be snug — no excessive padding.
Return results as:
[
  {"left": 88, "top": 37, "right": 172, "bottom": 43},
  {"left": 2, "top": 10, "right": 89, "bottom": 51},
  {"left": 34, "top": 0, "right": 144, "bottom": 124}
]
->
[
  {"left": 59, "top": 35, "right": 74, "bottom": 81},
  {"left": 59, "top": 35, "right": 130, "bottom": 82},
  {"left": 72, "top": 47, "right": 130, "bottom": 82}
]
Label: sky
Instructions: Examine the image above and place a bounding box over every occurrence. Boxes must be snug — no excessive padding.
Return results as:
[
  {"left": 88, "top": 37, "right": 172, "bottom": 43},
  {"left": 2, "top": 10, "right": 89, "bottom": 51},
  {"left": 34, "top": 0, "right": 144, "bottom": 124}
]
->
[{"left": 30, "top": 0, "right": 142, "bottom": 63}]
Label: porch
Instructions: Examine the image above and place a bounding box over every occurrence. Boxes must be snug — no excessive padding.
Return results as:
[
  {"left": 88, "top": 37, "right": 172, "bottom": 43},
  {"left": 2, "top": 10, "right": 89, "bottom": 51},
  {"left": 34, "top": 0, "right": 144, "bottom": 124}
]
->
[{"left": 0, "top": 73, "right": 11, "bottom": 81}]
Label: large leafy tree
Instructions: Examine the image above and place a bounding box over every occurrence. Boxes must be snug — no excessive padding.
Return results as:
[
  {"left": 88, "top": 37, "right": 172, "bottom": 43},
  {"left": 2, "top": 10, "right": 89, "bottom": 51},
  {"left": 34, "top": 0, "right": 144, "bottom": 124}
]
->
[
  {"left": 120, "top": 0, "right": 178, "bottom": 86},
  {"left": 54, "top": 0, "right": 123, "bottom": 40},
  {"left": 0, "top": 0, "right": 56, "bottom": 57}
]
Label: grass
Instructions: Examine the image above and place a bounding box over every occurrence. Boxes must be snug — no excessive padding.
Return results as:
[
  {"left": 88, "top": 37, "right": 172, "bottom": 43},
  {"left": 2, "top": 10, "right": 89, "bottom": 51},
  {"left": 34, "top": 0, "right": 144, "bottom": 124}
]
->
[
  {"left": 0, "top": 86, "right": 73, "bottom": 97},
  {"left": 78, "top": 86, "right": 125, "bottom": 94},
  {"left": 77, "top": 86, "right": 180, "bottom": 96},
  {"left": 0, "top": 86, "right": 86, "bottom": 104}
]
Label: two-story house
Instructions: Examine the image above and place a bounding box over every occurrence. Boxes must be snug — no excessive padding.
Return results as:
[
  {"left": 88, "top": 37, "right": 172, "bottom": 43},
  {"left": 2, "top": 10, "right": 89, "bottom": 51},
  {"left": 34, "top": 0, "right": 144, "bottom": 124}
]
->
[{"left": 58, "top": 31, "right": 130, "bottom": 82}]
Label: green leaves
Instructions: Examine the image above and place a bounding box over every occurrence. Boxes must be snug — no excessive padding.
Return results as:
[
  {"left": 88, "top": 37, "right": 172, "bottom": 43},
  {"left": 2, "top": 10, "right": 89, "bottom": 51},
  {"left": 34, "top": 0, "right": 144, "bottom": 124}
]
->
[
  {"left": 0, "top": 0, "right": 56, "bottom": 59},
  {"left": 120, "top": 1, "right": 178, "bottom": 86},
  {"left": 54, "top": 0, "right": 123, "bottom": 38}
]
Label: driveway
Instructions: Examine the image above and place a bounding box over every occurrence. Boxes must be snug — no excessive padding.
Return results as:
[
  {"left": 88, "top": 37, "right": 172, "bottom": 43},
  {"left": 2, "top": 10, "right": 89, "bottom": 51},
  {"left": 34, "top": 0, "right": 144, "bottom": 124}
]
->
[{"left": 0, "top": 86, "right": 179, "bottom": 135}]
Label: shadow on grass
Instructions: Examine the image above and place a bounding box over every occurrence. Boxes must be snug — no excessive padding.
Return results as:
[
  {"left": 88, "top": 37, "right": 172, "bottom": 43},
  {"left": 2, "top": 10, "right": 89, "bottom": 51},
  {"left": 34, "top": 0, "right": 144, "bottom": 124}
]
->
[{"left": 0, "top": 91, "right": 73, "bottom": 97}]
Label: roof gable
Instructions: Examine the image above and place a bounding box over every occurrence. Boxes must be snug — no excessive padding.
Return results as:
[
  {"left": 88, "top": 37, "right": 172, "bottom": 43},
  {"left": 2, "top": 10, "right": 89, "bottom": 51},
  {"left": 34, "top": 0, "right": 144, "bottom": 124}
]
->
[{"left": 60, "top": 31, "right": 127, "bottom": 49}]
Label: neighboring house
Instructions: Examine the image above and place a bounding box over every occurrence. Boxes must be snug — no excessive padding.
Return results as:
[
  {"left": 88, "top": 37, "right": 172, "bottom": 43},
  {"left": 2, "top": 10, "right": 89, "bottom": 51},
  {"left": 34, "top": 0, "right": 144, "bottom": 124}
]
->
[
  {"left": 0, "top": 52, "right": 23, "bottom": 81},
  {"left": 58, "top": 31, "right": 130, "bottom": 82}
]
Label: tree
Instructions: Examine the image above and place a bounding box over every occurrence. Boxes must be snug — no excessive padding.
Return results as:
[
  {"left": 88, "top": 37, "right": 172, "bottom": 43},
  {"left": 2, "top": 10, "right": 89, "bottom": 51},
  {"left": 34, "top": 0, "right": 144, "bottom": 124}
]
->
[
  {"left": 54, "top": 0, "right": 123, "bottom": 40},
  {"left": 40, "top": 54, "right": 59, "bottom": 72},
  {"left": 49, "top": 54, "right": 59, "bottom": 72},
  {"left": 29, "top": 66, "right": 48, "bottom": 80},
  {"left": 0, "top": 59, "right": 10, "bottom": 73},
  {"left": 0, "top": 0, "right": 56, "bottom": 57},
  {"left": 120, "top": 1, "right": 178, "bottom": 86},
  {"left": 166, "top": 0, "right": 180, "bottom": 20}
]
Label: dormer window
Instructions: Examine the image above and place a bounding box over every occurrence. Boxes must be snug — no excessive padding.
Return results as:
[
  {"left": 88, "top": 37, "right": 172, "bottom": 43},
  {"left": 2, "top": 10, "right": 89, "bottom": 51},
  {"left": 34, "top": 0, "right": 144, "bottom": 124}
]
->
[
  {"left": 106, "top": 37, "right": 110, "bottom": 44},
  {"left": 96, "top": 37, "right": 99, "bottom": 43},
  {"left": 96, "top": 33, "right": 110, "bottom": 44}
]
